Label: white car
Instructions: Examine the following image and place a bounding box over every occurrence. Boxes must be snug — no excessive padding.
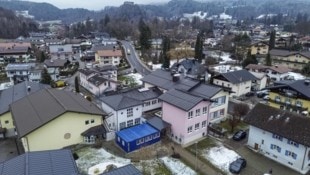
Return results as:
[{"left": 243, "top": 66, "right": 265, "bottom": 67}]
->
[{"left": 263, "top": 95, "right": 270, "bottom": 100}]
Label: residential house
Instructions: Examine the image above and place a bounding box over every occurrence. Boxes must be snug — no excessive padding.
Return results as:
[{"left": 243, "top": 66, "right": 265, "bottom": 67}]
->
[
  {"left": 244, "top": 103, "right": 310, "bottom": 174},
  {"left": 100, "top": 87, "right": 162, "bottom": 140},
  {"left": 101, "top": 37, "right": 118, "bottom": 45},
  {"left": 49, "top": 44, "right": 73, "bottom": 60},
  {"left": 270, "top": 49, "right": 310, "bottom": 70},
  {"left": 79, "top": 68, "right": 118, "bottom": 96},
  {"left": 5, "top": 63, "right": 43, "bottom": 83},
  {"left": 0, "top": 81, "right": 48, "bottom": 137},
  {"left": 44, "top": 59, "right": 67, "bottom": 81},
  {"left": 45, "top": 39, "right": 64, "bottom": 46},
  {"left": 94, "top": 65, "right": 118, "bottom": 81},
  {"left": 11, "top": 88, "right": 106, "bottom": 152},
  {"left": 0, "top": 42, "right": 31, "bottom": 64},
  {"left": 150, "top": 39, "right": 162, "bottom": 49},
  {"left": 95, "top": 49, "right": 122, "bottom": 66},
  {"left": 0, "top": 149, "right": 80, "bottom": 175},
  {"left": 245, "top": 64, "right": 292, "bottom": 82},
  {"left": 250, "top": 71, "right": 268, "bottom": 90},
  {"left": 141, "top": 69, "right": 229, "bottom": 123},
  {"left": 170, "top": 59, "right": 208, "bottom": 81},
  {"left": 250, "top": 41, "right": 269, "bottom": 55},
  {"left": 212, "top": 69, "right": 257, "bottom": 97},
  {"left": 267, "top": 79, "right": 310, "bottom": 115}
]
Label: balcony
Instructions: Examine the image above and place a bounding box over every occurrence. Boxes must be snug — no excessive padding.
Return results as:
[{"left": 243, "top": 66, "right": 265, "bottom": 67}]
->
[{"left": 269, "top": 99, "right": 308, "bottom": 112}]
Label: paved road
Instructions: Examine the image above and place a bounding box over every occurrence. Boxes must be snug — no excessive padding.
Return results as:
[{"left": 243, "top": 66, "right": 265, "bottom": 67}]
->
[{"left": 120, "top": 41, "right": 151, "bottom": 76}]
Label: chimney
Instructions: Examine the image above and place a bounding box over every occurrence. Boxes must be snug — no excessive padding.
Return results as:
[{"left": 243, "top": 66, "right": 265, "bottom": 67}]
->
[
  {"left": 305, "top": 79, "right": 310, "bottom": 86},
  {"left": 27, "top": 85, "right": 31, "bottom": 92},
  {"left": 172, "top": 73, "right": 180, "bottom": 82}
]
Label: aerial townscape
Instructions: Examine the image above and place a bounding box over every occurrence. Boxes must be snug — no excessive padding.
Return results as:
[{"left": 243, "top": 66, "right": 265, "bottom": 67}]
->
[{"left": 1, "top": 0, "right": 310, "bottom": 174}]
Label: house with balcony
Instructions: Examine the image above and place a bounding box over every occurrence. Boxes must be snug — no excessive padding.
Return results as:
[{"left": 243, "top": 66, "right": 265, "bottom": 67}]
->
[
  {"left": 267, "top": 79, "right": 310, "bottom": 115},
  {"left": 100, "top": 87, "right": 163, "bottom": 140},
  {"left": 49, "top": 44, "right": 73, "bottom": 60},
  {"left": 141, "top": 69, "right": 229, "bottom": 123},
  {"left": 44, "top": 59, "right": 67, "bottom": 81},
  {"left": 245, "top": 64, "right": 292, "bottom": 82},
  {"left": 212, "top": 69, "right": 257, "bottom": 97},
  {"left": 0, "top": 81, "right": 48, "bottom": 138},
  {"left": 5, "top": 63, "right": 43, "bottom": 83},
  {"left": 11, "top": 88, "right": 106, "bottom": 152},
  {"left": 250, "top": 41, "right": 269, "bottom": 56},
  {"left": 95, "top": 49, "right": 122, "bottom": 66},
  {"left": 244, "top": 103, "right": 310, "bottom": 174},
  {"left": 170, "top": 59, "right": 208, "bottom": 81},
  {"left": 0, "top": 42, "right": 31, "bottom": 64},
  {"left": 270, "top": 49, "right": 310, "bottom": 71}
]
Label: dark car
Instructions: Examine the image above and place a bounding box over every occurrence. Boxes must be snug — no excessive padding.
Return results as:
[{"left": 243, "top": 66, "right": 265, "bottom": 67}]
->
[
  {"left": 233, "top": 130, "right": 247, "bottom": 141},
  {"left": 245, "top": 91, "right": 255, "bottom": 97},
  {"left": 229, "top": 158, "right": 247, "bottom": 174}
]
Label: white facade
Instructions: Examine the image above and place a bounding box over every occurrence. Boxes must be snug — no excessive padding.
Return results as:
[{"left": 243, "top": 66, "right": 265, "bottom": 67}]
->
[
  {"left": 6, "top": 64, "right": 42, "bottom": 83},
  {"left": 213, "top": 78, "right": 252, "bottom": 97},
  {"left": 142, "top": 99, "right": 162, "bottom": 112},
  {"left": 265, "top": 68, "right": 290, "bottom": 81},
  {"left": 247, "top": 126, "right": 310, "bottom": 174},
  {"left": 250, "top": 72, "right": 267, "bottom": 90},
  {"left": 209, "top": 90, "right": 229, "bottom": 123}
]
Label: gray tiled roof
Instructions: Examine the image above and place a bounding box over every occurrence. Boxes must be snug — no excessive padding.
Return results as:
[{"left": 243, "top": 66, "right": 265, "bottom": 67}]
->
[
  {"left": 215, "top": 69, "right": 257, "bottom": 84},
  {"left": 159, "top": 89, "right": 203, "bottom": 111},
  {"left": 11, "top": 88, "right": 106, "bottom": 138},
  {"left": 44, "top": 59, "right": 67, "bottom": 67},
  {"left": 271, "top": 79, "right": 310, "bottom": 98},
  {"left": 88, "top": 74, "right": 108, "bottom": 86},
  {"left": 122, "top": 87, "right": 162, "bottom": 101},
  {"left": 270, "top": 49, "right": 310, "bottom": 59},
  {"left": 244, "top": 103, "right": 310, "bottom": 147},
  {"left": 79, "top": 68, "right": 97, "bottom": 76},
  {"left": 100, "top": 94, "right": 142, "bottom": 111},
  {"left": 141, "top": 69, "right": 200, "bottom": 91},
  {"left": 146, "top": 116, "right": 171, "bottom": 131},
  {"left": 188, "top": 84, "right": 222, "bottom": 99},
  {"left": 0, "top": 149, "right": 79, "bottom": 175},
  {"left": 171, "top": 59, "right": 206, "bottom": 76},
  {"left": 101, "top": 164, "right": 142, "bottom": 175},
  {"left": 0, "top": 81, "right": 48, "bottom": 115}
]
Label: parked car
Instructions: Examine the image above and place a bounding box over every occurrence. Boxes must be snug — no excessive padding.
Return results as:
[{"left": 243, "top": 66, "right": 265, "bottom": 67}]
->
[
  {"left": 256, "top": 90, "right": 269, "bottom": 98},
  {"left": 229, "top": 157, "right": 247, "bottom": 174},
  {"left": 232, "top": 130, "right": 247, "bottom": 141},
  {"left": 245, "top": 91, "right": 255, "bottom": 97},
  {"left": 263, "top": 95, "right": 270, "bottom": 100}
]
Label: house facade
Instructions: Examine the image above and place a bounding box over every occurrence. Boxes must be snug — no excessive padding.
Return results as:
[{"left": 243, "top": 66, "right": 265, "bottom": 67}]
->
[
  {"left": 44, "top": 59, "right": 67, "bottom": 81},
  {"left": 0, "top": 42, "right": 31, "bottom": 64},
  {"left": 49, "top": 44, "right": 73, "bottom": 60},
  {"left": 270, "top": 49, "right": 310, "bottom": 71},
  {"left": 245, "top": 103, "right": 310, "bottom": 174},
  {"left": 267, "top": 79, "right": 310, "bottom": 115},
  {"left": 11, "top": 89, "right": 106, "bottom": 152},
  {"left": 250, "top": 41, "right": 269, "bottom": 55},
  {"left": 5, "top": 63, "right": 43, "bottom": 83},
  {"left": 95, "top": 49, "right": 122, "bottom": 66},
  {"left": 245, "top": 64, "right": 292, "bottom": 82}
]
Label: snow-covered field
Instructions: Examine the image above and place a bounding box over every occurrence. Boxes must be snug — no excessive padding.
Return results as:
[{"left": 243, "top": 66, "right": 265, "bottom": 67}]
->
[
  {"left": 124, "top": 73, "right": 143, "bottom": 85},
  {"left": 202, "top": 145, "right": 240, "bottom": 174},
  {"left": 160, "top": 157, "right": 197, "bottom": 175}
]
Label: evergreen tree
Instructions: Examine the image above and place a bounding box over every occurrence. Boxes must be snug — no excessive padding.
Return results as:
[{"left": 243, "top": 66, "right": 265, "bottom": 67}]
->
[
  {"left": 75, "top": 76, "right": 80, "bottom": 93},
  {"left": 194, "top": 31, "right": 204, "bottom": 63},
  {"left": 162, "top": 36, "right": 171, "bottom": 69},
  {"left": 302, "top": 62, "right": 310, "bottom": 76},
  {"left": 269, "top": 30, "right": 276, "bottom": 50},
  {"left": 242, "top": 50, "right": 258, "bottom": 68},
  {"left": 40, "top": 68, "right": 52, "bottom": 85},
  {"left": 139, "top": 19, "right": 152, "bottom": 51},
  {"left": 265, "top": 53, "right": 272, "bottom": 66}
]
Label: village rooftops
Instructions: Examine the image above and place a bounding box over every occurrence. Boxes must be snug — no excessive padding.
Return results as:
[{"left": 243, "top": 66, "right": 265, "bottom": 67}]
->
[
  {"left": 246, "top": 64, "right": 292, "bottom": 74},
  {"left": 97, "top": 50, "right": 122, "bottom": 57},
  {"left": 44, "top": 59, "right": 67, "bottom": 67},
  {"left": 269, "top": 79, "right": 310, "bottom": 98},
  {"left": 214, "top": 69, "right": 258, "bottom": 84},
  {"left": 269, "top": 49, "right": 310, "bottom": 59},
  {"left": 244, "top": 103, "right": 310, "bottom": 147}
]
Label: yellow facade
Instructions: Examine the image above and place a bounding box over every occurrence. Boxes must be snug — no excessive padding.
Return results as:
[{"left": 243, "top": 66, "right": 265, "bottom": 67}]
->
[
  {"left": 0, "top": 112, "right": 14, "bottom": 129},
  {"left": 250, "top": 43, "right": 269, "bottom": 55},
  {"left": 272, "top": 54, "right": 310, "bottom": 70},
  {"left": 268, "top": 92, "right": 310, "bottom": 114},
  {"left": 22, "top": 112, "right": 103, "bottom": 152}
]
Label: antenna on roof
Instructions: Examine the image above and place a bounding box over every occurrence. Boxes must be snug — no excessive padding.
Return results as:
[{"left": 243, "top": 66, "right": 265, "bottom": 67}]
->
[
  {"left": 268, "top": 115, "right": 274, "bottom": 121},
  {"left": 285, "top": 117, "right": 290, "bottom": 123}
]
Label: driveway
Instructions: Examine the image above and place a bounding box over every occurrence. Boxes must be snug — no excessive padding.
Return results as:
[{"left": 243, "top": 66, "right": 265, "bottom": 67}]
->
[{"left": 0, "top": 138, "right": 20, "bottom": 162}]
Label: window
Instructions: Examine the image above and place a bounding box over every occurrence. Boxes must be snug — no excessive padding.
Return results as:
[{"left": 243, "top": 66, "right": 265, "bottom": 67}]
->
[
  {"left": 134, "top": 118, "right": 140, "bottom": 125},
  {"left": 84, "top": 136, "right": 95, "bottom": 144},
  {"left": 4, "top": 120, "right": 9, "bottom": 124},
  {"left": 188, "top": 111, "right": 193, "bottom": 119},
  {"left": 187, "top": 126, "right": 193, "bottom": 133},
  {"left": 275, "top": 96, "right": 281, "bottom": 103},
  {"left": 127, "top": 120, "right": 133, "bottom": 127},
  {"left": 153, "top": 132, "right": 160, "bottom": 139},
  {"left": 285, "top": 150, "right": 297, "bottom": 160},
  {"left": 117, "top": 137, "right": 120, "bottom": 142},
  {"left": 195, "top": 123, "right": 200, "bottom": 130},
  {"left": 119, "top": 122, "right": 126, "bottom": 130},
  {"left": 202, "top": 121, "right": 207, "bottom": 128},
  {"left": 296, "top": 100, "right": 303, "bottom": 107},
  {"left": 272, "top": 134, "right": 283, "bottom": 141},
  {"left": 202, "top": 107, "right": 208, "bottom": 114},
  {"left": 90, "top": 119, "right": 95, "bottom": 123},
  {"left": 144, "top": 101, "right": 151, "bottom": 106},
  {"left": 145, "top": 135, "right": 152, "bottom": 142},
  {"left": 287, "top": 140, "right": 299, "bottom": 148},
  {"left": 85, "top": 120, "right": 89, "bottom": 125},
  {"left": 195, "top": 109, "right": 200, "bottom": 116},
  {"left": 220, "top": 109, "right": 225, "bottom": 115},
  {"left": 127, "top": 108, "right": 133, "bottom": 117},
  {"left": 136, "top": 138, "right": 144, "bottom": 145},
  {"left": 211, "top": 96, "right": 226, "bottom": 107},
  {"left": 152, "top": 100, "right": 157, "bottom": 104},
  {"left": 285, "top": 98, "right": 291, "bottom": 105},
  {"left": 122, "top": 140, "right": 125, "bottom": 146},
  {"left": 270, "top": 144, "right": 281, "bottom": 153}
]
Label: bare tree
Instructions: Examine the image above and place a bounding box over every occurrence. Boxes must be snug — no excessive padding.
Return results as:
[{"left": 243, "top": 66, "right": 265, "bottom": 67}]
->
[{"left": 229, "top": 103, "right": 250, "bottom": 132}]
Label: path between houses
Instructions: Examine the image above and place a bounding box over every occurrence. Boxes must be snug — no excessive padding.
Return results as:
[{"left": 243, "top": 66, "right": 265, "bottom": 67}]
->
[{"left": 173, "top": 143, "right": 223, "bottom": 175}]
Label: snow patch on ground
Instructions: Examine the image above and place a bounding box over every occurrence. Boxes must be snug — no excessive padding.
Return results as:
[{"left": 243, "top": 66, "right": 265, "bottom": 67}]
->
[
  {"left": 148, "top": 59, "right": 183, "bottom": 70},
  {"left": 213, "top": 65, "right": 242, "bottom": 73},
  {"left": 160, "top": 157, "right": 197, "bottom": 175},
  {"left": 203, "top": 145, "right": 240, "bottom": 174},
  {"left": 125, "top": 73, "right": 143, "bottom": 85},
  {"left": 183, "top": 11, "right": 208, "bottom": 21},
  {"left": 287, "top": 72, "right": 305, "bottom": 80}
]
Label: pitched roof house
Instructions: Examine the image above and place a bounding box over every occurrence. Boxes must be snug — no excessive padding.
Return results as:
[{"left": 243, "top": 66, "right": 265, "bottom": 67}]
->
[
  {"left": 11, "top": 88, "right": 106, "bottom": 152},
  {"left": 244, "top": 103, "right": 310, "bottom": 174},
  {"left": 270, "top": 49, "right": 310, "bottom": 70},
  {"left": 95, "top": 49, "right": 122, "bottom": 66}
]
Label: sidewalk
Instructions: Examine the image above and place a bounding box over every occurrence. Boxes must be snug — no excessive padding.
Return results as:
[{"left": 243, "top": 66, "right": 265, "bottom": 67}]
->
[{"left": 172, "top": 143, "right": 223, "bottom": 175}]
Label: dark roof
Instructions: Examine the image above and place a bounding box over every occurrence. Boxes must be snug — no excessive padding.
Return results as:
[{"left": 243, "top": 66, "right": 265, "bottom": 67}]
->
[
  {"left": 44, "top": 59, "right": 67, "bottom": 67},
  {"left": 269, "top": 49, "right": 310, "bottom": 59},
  {"left": 245, "top": 64, "right": 291, "bottom": 74},
  {"left": 244, "top": 103, "right": 310, "bottom": 147},
  {"left": 171, "top": 59, "right": 206, "bottom": 76},
  {"left": 188, "top": 83, "right": 222, "bottom": 99},
  {"left": 79, "top": 68, "right": 97, "bottom": 76},
  {"left": 11, "top": 88, "right": 106, "bottom": 138},
  {"left": 122, "top": 87, "right": 162, "bottom": 101},
  {"left": 159, "top": 89, "right": 203, "bottom": 111},
  {"left": 0, "top": 81, "right": 48, "bottom": 115},
  {"left": 141, "top": 69, "right": 200, "bottom": 91},
  {"left": 100, "top": 94, "right": 142, "bottom": 111},
  {"left": 116, "top": 123, "right": 158, "bottom": 142},
  {"left": 271, "top": 79, "right": 310, "bottom": 98},
  {"left": 95, "top": 65, "right": 118, "bottom": 72},
  {"left": 101, "top": 164, "right": 142, "bottom": 175},
  {"left": 146, "top": 116, "right": 171, "bottom": 131},
  {"left": 0, "top": 149, "right": 79, "bottom": 175},
  {"left": 81, "top": 125, "right": 106, "bottom": 137},
  {"left": 215, "top": 69, "right": 257, "bottom": 84},
  {"left": 88, "top": 74, "right": 108, "bottom": 86}
]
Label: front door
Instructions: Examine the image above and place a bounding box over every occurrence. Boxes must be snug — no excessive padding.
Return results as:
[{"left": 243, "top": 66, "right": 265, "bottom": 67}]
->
[{"left": 254, "top": 143, "right": 259, "bottom": 150}]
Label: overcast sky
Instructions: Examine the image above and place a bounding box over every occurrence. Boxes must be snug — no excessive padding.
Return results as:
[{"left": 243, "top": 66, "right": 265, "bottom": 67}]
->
[{"left": 25, "top": 0, "right": 169, "bottom": 10}]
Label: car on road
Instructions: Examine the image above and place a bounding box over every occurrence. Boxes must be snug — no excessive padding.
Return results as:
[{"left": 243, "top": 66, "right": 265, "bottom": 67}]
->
[
  {"left": 232, "top": 130, "right": 247, "bottom": 141},
  {"left": 229, "top": 157, "right": 247, "bottom": 174}
]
